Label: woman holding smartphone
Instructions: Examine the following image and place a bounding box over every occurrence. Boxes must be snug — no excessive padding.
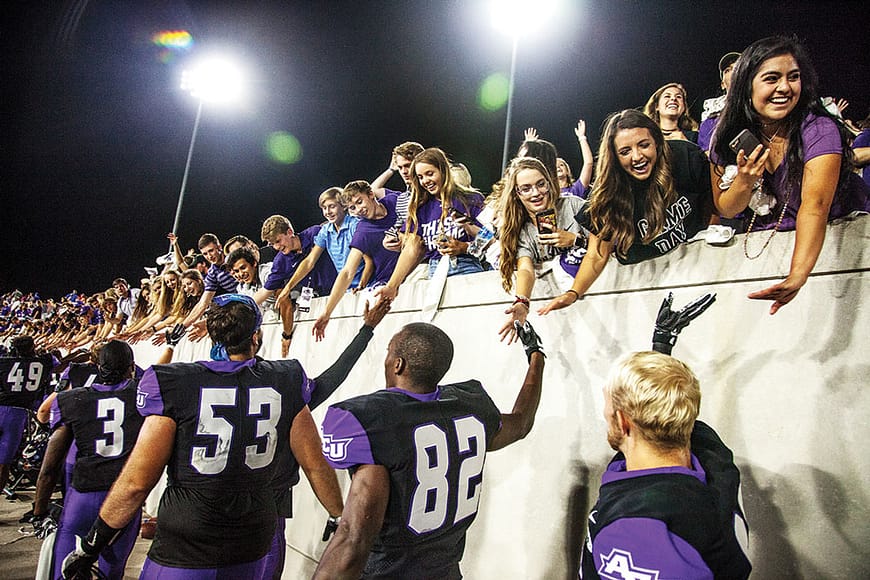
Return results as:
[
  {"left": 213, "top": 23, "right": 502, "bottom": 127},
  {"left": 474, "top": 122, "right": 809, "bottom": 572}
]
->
[
  {"left": 539, "top": 109, "right": 711, "bottom": 315},
  {"left": 710, "top": 35, "right": 870, "bottom": 314},
  {"left": 498, "top": 157, "right": 588, "bottom": 341},
  {"left": 376, "top": 148, "right": 485, "bottom": 300}
]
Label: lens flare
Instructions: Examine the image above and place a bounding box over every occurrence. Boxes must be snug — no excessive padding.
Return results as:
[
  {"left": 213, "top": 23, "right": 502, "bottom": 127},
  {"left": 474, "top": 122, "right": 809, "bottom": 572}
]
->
[
  {"left": 266, "top": 132, "right": 303, "bottom": 165},
  {"left": 152, "top": 30, "right": 193, "bottom": 49},
  {"left": 478, "top": 73, "right": 510, "bottom": 112}
]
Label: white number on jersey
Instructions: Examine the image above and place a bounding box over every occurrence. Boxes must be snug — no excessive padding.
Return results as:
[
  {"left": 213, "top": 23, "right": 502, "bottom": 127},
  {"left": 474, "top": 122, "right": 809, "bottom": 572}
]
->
[
  {"left": 96, "top": 397, "right": 125, "bottom": 458},
  {"left": 408, "top": 416, "right": 487, "bottom": 534},
  {"left": 6, "top": 362, "right": 45, "bottom": 392},
  {"left": 191, "top": 387, "right": 282, "bottom": 475}
]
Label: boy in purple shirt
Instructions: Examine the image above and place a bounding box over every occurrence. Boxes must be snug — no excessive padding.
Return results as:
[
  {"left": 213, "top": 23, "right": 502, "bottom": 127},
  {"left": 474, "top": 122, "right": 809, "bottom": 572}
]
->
[
  {"left": 256, "top": 215, "right": 338, "bottom": 357},
  {"left": 311, "top": 180, "right": 400, "bottom": 341}
]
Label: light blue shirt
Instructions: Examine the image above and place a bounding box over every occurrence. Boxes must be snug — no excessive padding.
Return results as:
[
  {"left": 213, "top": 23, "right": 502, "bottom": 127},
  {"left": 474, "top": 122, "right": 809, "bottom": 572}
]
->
[{"left": 314, "top": 215, "right": 363, "bottom": 286}]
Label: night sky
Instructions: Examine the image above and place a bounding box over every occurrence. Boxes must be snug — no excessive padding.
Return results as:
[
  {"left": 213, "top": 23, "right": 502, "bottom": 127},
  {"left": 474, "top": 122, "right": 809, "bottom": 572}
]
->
[{"left": 3, "top": 1, "right": 867, "bottom": 297}]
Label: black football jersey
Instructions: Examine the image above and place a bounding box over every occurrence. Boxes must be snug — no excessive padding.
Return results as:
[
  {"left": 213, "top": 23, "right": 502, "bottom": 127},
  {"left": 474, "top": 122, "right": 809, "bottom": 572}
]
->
[
  {"left": 323, "top": 380, "right": 501, "bottom": 579},
  {"left": 136, "top": 358, "right": 311, "bottom": 568},
  {"left": 56, "top": 379, "right": 144, "bottom": 492},
  {"left": 0, "top": 354, "right": 53, "bottom": 408}
]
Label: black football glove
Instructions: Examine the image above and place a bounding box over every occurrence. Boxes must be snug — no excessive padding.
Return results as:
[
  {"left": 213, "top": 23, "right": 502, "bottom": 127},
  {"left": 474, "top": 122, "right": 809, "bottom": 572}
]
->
[
  {"left": 514, "top": 321, "right": 545, "bottom": 362},
  {"left": 62, "top": 516, "right": 122, "bottom": 579},
  {"left": 166, "top": 323, "right": 186, "bottom": 347},
  {"left": 652, "top": 292, "right": 716, "bottom": 355},
  {"left": 322, "top": 515, "right": 340, "bottom": 542}
]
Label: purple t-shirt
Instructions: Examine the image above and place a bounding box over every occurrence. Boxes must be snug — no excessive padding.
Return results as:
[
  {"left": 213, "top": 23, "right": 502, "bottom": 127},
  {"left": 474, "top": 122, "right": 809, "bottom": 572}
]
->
[
  {"left": 560, "top": 179, "right": 588, "bottom": 199},
  {"left": 853, "top": 129, "right": 870, "bottom": 187},
  {"left": 713, "top": 113, "right": 870, "bottom": 231},
  {"left": 350, "top": 193, "right": 400, "bottom": 287},
  {"left": 264, "top": 225, "right": 338, "bottom": 295},
  {"left": 406, "top": 193, "right": 485, "bottom": 261},
  {"left": 697, "top": 116, "right": 719, "bottom": 152}
]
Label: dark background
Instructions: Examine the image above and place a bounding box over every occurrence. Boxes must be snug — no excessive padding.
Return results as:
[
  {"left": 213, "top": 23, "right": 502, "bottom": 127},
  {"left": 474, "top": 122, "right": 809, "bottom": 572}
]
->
[{"left": 3, "top": 1, "right": 867, "bottom": 297}]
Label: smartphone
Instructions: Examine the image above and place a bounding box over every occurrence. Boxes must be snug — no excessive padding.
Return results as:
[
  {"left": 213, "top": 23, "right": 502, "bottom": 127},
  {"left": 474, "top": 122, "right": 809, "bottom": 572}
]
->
[
  {"left": 448, "top": 207, "right": 469, "bottom": 225},
  {"left": 535, "top": 209, "right": 556, "bottom": 235},
  {"left": 729, "top": 129, "right": 763, "bottom": 155}
]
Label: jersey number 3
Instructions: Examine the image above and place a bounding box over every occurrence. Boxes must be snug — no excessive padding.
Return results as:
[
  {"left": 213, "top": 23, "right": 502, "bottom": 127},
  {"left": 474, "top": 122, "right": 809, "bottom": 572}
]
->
[
  {"left": 191, "top": 387, "right": 282, "bottom": 475},
  {"left": 409, "top": 416, "right": 486, "bottom": 534}
]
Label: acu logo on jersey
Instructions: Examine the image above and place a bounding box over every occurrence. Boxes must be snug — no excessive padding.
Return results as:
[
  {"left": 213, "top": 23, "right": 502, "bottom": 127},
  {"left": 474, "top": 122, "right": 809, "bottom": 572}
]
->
[
  {"left": 136, "top": 390, "right": 148, "bottom": 409},
  {"left": 598, "top": 548, "right": 660, "bottom": 580},
  {"left": 322, "top": 433, "right": 353, "bottom": 461}
]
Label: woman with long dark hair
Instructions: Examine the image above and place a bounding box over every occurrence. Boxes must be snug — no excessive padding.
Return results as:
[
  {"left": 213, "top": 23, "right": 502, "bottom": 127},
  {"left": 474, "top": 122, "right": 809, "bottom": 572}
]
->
[
  {"left": 710, "top": 35, "right": 870, "bottom": 314},
  {"left": 540, "top": 109, "right": 711, "bottom": 314}
]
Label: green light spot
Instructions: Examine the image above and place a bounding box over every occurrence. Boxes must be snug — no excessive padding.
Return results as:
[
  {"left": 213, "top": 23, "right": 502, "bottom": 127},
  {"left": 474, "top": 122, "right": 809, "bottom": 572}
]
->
[
  {"left": 478, "top": 73, "right": 510, "bottom": 112},
  {"left": 266, "top": 132, "right": 302, "bottom": 165}
]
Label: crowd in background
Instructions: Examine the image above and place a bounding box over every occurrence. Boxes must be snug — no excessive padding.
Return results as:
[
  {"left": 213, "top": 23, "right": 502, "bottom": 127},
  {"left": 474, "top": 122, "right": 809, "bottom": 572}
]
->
[{"left": 3, "top": 35, "right": 870, "bottom": 355}]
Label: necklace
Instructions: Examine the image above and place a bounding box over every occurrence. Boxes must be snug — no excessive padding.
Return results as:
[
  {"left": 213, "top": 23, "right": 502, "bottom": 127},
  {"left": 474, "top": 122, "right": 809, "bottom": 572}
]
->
[
  {"left": 760, "top": 122, "right": 782, "bottom": 142},
  {"left": 743, "top": 185, "right": 791, "bottom": 260}
]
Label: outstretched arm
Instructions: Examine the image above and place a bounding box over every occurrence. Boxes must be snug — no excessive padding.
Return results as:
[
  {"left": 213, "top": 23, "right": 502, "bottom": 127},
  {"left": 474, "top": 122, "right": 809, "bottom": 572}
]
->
[
  {"left": 309, "top": 297, "right": 392, "bottom": 410},
  {"left": 538, "top": 233, "right": 612, "bottom": 314},
  {"left": 747, "top": 153, "right": 839, "bottom": 314},
  {"left": 291, "top": 407, "right": 343, "bottom": 518},
  {"left": 575, "top": 120, "right": 594, "bottom": 188},
  {"left": 489, "top": 322, "right": 546, "bottom": 451},
  {"left": 313, "top": 249, "right": 365, "bottom": 341},
  {"left": 375, "top": 234, "right": 425, "bottom": 301},
  {"left": 276, "top": 246, "right": 324, "bottom": 310},
  {"left": 313, "top": 464, "right": 390, "bottom": 580},
  {"left": 651, "top": 292, "right": 717, "bottom": 355}
]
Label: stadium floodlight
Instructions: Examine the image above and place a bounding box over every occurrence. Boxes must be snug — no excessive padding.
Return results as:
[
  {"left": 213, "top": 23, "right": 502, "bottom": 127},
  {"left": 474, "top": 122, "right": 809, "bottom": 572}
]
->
[
  {"left": 490, "top": 0, "right": 560, "bottom": 173},
  {"left": 158, "top": 57, "right": 245, "bottom": 264}
]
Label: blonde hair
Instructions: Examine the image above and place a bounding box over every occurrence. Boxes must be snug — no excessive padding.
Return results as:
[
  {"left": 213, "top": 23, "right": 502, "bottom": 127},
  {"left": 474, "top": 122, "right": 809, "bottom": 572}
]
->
[
  {"left": 318, "top": 187, "right": 344, "bottom": 208},
  {"left": 261, "top": 215, "right": 293, "bottom": 243},
  {"left": 605, "top": 351, "right": 700, "bottom": 449},
  {"left": 497, "top": 157, "right": 559, "bottom": 293},
  {"left": 340, "top": 180, "right": 373, "bottom": 206}
]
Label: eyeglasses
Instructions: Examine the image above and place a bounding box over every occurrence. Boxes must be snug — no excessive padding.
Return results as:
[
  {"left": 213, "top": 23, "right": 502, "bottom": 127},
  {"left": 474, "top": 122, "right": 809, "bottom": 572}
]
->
[{"left": 516, "top": 179, "right": 549, "bottom": 196}]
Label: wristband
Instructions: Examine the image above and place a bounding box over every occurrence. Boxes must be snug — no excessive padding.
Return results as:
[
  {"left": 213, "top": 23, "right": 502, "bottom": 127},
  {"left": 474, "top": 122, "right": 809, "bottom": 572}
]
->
[
  {"left": 565, "top": 289, "right": 580, "bottom": 302},
  {"left": 84, "top": 515, "right": 124, "bottom": 554},
  {"left": 281, "top": 331, "right": 293, "bottom": 340},
  {"left": 513, "top": 295, "right": 530, "bottom": 309}
]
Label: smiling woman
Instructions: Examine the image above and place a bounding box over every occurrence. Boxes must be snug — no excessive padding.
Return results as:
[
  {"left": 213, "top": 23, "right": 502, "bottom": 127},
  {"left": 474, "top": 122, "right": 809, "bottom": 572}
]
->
[
  {"left": 710, "top": 35, "right": 870, "bottom": 314},
  {"left": 539, "top": 109, "right": 713, "bottom": 315},
  {"left": 643, "top": 83, "right": 699, "bottom": 143}
]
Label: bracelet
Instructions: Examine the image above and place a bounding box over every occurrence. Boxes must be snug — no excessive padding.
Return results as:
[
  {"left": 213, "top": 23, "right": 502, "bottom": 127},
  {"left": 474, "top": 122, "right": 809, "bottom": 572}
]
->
[
  {"left": 565, "top": 289, "right": 580, "bottom": 302},
  {"left": 281, "top": 331, "right": 293, "bottom": 340},
  {"left": 513, "top": 295, "right": 530, "bottom": 309}
]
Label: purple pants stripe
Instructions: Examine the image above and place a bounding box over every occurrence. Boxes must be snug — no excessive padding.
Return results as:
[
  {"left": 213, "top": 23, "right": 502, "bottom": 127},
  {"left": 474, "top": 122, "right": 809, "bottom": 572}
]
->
[
  {"left": 140, "top": 553, "right": 269, "bottom": 579},
  {"left": 51, "top": 487, "right": 140, "bottom": 580},
  {"left": 0, "top": 406, "right": 28, "bottom": 463},
  {"left": 261, "top": 518, "right": 286, "bottom": 580}
]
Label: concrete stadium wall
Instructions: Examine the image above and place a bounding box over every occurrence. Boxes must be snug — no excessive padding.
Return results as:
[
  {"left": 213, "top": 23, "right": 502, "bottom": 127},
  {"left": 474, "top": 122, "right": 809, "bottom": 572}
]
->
[{"left": 131, "top": 216, "right": 870, "bottom": 579}]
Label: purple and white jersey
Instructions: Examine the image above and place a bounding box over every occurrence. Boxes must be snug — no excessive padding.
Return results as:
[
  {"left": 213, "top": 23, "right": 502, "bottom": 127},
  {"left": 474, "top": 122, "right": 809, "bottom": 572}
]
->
[
  {"left": 0, "top": 354, "right": 54, "bottom": 409},
  {"left": 351, "top": 193, "right": 400, "bottom": 287},
  {"left": 579, "top": 421, "right": 751, "bottom": 579},
  {"left": 407, "top": 193, "right": 485, "bottom": 261},
  {"left": 322, "top": 381, "right": 501, "bottom": 578},
  {"left": 135, "top": 357, "right": 313, "bottom": 568}
]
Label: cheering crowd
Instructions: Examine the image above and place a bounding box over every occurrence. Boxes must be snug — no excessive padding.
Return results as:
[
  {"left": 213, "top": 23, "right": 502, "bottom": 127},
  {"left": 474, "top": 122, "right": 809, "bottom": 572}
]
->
[{"left": 2, "top": 35, "right": 869, "bottom": 579}]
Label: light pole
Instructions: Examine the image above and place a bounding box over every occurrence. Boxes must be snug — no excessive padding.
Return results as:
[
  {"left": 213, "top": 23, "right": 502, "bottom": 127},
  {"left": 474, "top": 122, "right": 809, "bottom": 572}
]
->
[
  {"left": 490, "top": 0, "right": 560, "bottom": 174},
  {"left": 158, "top": 57, "right": 244, "bottom": 264}
]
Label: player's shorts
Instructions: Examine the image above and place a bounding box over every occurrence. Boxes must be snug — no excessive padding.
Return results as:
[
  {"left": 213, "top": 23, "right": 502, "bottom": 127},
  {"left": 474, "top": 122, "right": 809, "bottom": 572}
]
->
[
  {"left": 140, "top": 553, "right": 269, "bottom": 579},
  {"left": 0, "top": 405, "right": 28, "bottom": 463}
]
